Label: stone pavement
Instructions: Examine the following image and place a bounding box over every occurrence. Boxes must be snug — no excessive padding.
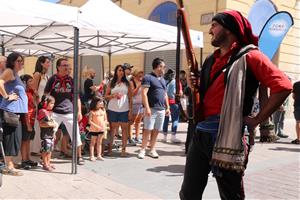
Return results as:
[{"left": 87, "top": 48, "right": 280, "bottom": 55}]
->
[{"left": 0, "top": 119, "right": 299, "bottom": 199}]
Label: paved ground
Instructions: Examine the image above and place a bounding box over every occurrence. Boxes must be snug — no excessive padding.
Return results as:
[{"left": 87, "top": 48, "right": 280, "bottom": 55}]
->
[{"left": 0, "top": 119, "right": 299, "bottom": 199}]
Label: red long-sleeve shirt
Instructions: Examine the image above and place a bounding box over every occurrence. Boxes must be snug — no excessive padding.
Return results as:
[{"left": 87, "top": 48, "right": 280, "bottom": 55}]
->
[{"left": 203, "top": 44, "right": 292, "bottom": 118}]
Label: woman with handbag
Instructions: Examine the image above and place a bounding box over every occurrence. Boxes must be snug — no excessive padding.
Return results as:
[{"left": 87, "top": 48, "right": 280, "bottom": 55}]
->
[{"left": 0, "top": 52, "right": 28, "bottom": 176}]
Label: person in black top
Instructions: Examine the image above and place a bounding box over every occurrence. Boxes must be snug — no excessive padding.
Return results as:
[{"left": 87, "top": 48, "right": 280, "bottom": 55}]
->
[
  {"left": 292, "top": 81, "right": 300, "bottom": 144},
  {"left": 83, "top": 68, "right": 97, "bottom": 104}
]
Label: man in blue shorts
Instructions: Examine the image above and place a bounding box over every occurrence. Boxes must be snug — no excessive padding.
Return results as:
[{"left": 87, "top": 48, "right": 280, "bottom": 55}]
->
[{"left": 137, "top": 58, "right": 170, "bottom": 159}]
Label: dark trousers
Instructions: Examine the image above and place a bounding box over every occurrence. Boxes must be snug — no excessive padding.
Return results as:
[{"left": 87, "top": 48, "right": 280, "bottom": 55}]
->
[{"left": 180, "top": 131, "right": 245, "bottom": 200}]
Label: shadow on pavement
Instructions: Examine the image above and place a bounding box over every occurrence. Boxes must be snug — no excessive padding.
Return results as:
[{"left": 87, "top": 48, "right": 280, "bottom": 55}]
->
[
  {"left": 146, "top": 164, "right": 184, "bottom": 175},
  {"left": 269, "top": 147, "right": 300, "bottom": 153},
  {"left": 156, "top": 149, "right": 186, "bottom": 157},
  {"left": 23, "top": 168, "right": 71, "bottom": 175}
]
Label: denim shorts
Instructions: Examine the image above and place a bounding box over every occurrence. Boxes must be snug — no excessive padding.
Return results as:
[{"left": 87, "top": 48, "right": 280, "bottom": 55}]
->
[
  {"left": 294, "top": 107, "right": 300, "bottom": 121},
  {"left": 143, "top": 108, "right": 165, "bottom": 131},
  {"left": 107, "top": 110, "right": 129, "bottom": 123},
  {"left": 132, "top": 104, "right": 143, "bottom": 115}
]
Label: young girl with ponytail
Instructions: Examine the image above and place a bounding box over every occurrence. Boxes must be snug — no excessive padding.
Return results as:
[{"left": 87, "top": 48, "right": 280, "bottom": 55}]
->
[{"left": 37, "top": 95, "right": 58, "bottom": 171}]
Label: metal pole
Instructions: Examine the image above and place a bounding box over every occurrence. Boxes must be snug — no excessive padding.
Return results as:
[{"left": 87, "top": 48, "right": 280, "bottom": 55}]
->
[
  {"left": 79, "top": 55, "right": 83, "bottom": 93},
  {"left": 108, "top": 50, "right": 112, "bottom": 74},
  {"left": 101, "top": 56, "right": 105, "bottom": 81},
  {"left": 72, "top": 27, "right": 79, "bottom": 174},
  {"left": 175, "top": 11, "right": 182, "bottom": 103},
  {"left": 200, "top": 48, "right": 203, "bottom": 68},
  {"left": 1, "top": 45, "right": 4, "bottom": 56},
  {"left": 1, "top": 35, "right": 4, "bottom": 56}
]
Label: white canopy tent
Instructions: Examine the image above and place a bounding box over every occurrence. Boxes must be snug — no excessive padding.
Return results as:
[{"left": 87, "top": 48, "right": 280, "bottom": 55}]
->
[
  {"left": 0, "top": 0, "right": 204, "bottom": 174},
  {"left": 0, "top": 0, "right": 78, "bottom": 55},
  {"left": 1, "top": 0, "right": 203, "bottom": 56}
]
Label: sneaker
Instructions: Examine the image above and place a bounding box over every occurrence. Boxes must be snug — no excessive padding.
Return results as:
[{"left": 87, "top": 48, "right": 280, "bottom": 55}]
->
[
  {"left": 137, "top": 149, "right": 146, "bottom": 159},
  {"left": 77, "top": 157, "right": 85, "bottom": 165},
  {"left": 25, "top": 160, "right": 38, "bottom": 167},
  {"left": 148, "top": 150, "right": 159, "bottom": 159},
  {"left": 135, "top": 138, "right": 142, "bottom": 144},
  {"left": 162, "top": 134, "right": 167, "bottom": 143},
  {"left": 128, "top": 138, "right": 137, "bottom": 146},
  {"left": 116, "top": 134, "right": 122, "bottom": 140},
  {"left": 171, "top": 135, "right": 181, "bottom": 143},
  {"left": 277, "top": 134, "right": 289, "bottom": 138},
  {"left": 21, "top": 162, "right": 31, "bottom": 170},
  {"left": 291, "top": 139, "right": 300, "bottom": 144}
]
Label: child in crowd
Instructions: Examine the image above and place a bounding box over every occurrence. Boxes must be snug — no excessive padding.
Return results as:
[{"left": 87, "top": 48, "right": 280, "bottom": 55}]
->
[
  {"left": 20, "top": 74, "right": 38, "bottom": 170},
  {"left": 88, "top": 96, "right": 107, "bottom": 161},
  {"left": 37, "top": 95, "right": 58, "bottom": 171},
  {"left": 79, "top": 104, "right": 89, "bottom": 155}
]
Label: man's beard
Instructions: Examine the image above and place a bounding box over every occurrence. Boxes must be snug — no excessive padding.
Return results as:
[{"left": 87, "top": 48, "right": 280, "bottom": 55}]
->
[{"left": 211, "top": 30, "right": 227, "bottom": 47}]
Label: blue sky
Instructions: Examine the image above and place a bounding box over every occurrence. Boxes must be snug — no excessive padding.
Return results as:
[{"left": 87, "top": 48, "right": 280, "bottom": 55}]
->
[{"left": 40, "top": 0, "right": 60, "bottom": 3}]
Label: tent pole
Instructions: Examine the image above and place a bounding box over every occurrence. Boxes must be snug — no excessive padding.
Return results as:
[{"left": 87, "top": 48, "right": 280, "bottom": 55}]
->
[
  {"left": 1, "top": 35, "right": 4, "bottom": 56},
  {"left": 200, "top": 48, "right": 203, "bottom": 68},
  {"left": 72, "top": 27, "right": 79, "bottom": 174},
  {"left": 101, "top": 56, "right": 105, "bottom": 81},
  {"left": 175, "top": 10, "right": 182, "bottom": 103},
  {"left": 1, "top": 45, "right": 4, "bottom": 56},
  {"left": 108, "top": 50, "right": 112, "bottom": 75}
]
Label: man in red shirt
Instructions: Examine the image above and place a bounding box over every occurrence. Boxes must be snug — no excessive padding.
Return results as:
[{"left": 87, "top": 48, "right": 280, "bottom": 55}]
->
[{"left": 180, "top": 10, "right": 292, "bottom": 200}]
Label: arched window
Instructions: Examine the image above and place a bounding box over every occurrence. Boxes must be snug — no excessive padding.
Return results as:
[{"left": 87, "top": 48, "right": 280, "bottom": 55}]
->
[
  {"left": 145, "top": 2, "right": 180, "bottom": 73},
  {"left": 149, "top": 2, "right": 177, "bottom": 26}
]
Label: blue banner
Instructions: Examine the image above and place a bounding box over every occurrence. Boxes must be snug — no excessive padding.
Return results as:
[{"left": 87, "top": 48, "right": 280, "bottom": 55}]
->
[
  {"left": 259, "top": 11, "right": 294, "bottom": 60},
  {"left": 248, "top": 0, "right": 277, "bottom": 36}
]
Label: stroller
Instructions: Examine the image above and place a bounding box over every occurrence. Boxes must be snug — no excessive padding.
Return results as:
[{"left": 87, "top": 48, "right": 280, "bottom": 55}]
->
[{"left": 82, "top": 126, "right": 120, "bottom": 156}]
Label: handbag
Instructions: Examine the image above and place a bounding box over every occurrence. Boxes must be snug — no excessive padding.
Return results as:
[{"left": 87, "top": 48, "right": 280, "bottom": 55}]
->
[{"left": 3, "top": 111, "right": 20, "bottom": 127}]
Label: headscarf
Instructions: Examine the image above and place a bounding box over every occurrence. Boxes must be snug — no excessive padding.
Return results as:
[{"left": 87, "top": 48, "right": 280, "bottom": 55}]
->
[{"left": 212, "top": 10, "right": 258, "bottom": 46}]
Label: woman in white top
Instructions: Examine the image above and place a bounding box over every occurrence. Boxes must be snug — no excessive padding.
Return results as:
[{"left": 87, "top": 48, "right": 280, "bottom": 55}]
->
[
  {"left": 31, "top": 56, "right": 51, "bottom": 155},
  {"left": 129, "top": 70, "right": 144, "bottom": 144},
  {"left": 105, "top": 65, "right": 132, "bottom": 157}
]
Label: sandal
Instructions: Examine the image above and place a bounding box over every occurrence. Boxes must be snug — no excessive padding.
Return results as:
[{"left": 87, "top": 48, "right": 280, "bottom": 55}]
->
[
  {"left": 291, "top": 139, "right": 300, "bottom": 144},
  {"left": 49, "top": 165, "right": 56, "bottom": 170},
  {"left": 1, "top": 168, "right": 23, "bottom": 176},
  {"left": 90, "top": 157, "right": 96, "bottom": 161},
  {"left": 97, "top": 156, "right": 104, "bottom": 161},
  {"left": 42, "top": 165, "right": 53, "bottom": 172}
]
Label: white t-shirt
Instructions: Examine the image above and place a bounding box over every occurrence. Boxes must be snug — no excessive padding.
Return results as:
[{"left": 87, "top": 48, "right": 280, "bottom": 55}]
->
[
  {"left": 108, "top": 82, "right": 129, "bottom": 112},
  {"left": 38, "top": 74, "right": 49, "bottom": 101}
]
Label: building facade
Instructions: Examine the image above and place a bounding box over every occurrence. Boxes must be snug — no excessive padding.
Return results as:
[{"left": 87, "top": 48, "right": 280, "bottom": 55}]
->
[{"left": 58, "top": 0, "right": 299, "bottom": 81}]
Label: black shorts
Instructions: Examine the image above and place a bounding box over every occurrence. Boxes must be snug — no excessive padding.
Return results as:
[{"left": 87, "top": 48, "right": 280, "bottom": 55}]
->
[
  {"left": 294, "top": 107, "right": 300, "bottom": 121},
  {"left": 2, "top": 125, "right": 22, "bottom": 156},
  {"left": 89, "top": 132, "right": 104, "bottom": 137},
  {"left": 22, "top": 125, "right": 35, "bottom": 141}
]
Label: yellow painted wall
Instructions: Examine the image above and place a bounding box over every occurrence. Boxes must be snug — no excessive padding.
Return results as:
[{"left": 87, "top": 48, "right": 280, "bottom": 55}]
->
[{"left": 23, "top": 57, "right": 37, "bottom": 75}]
